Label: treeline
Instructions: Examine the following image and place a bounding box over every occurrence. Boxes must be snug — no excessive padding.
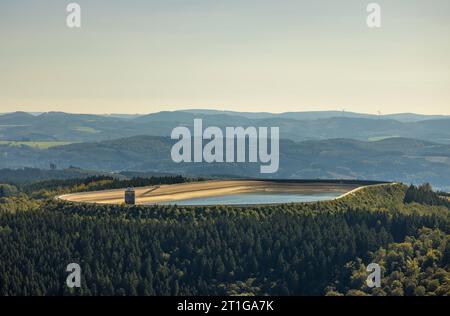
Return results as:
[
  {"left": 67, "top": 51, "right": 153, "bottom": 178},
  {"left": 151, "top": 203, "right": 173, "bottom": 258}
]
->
[
  {"left": 0, "top": 167, "right": 194, "bottom": 194},
  {"left": 404, "top": 183, "right": 450, "bottom": 208},
  {"left": 0, "top": 173, "right": 194, "bottom": 212},
  {"left": 22, "top": 175, "right": 190, "bottom": 195},
  {"left": 0, "top": 167, "right": 100, "bottom": 184},
  {"left": 0, "top": 182, "right": 449, "bottom": 296},
  {"left": 0, "top": 175, "right": 193, "bottom": 201}
]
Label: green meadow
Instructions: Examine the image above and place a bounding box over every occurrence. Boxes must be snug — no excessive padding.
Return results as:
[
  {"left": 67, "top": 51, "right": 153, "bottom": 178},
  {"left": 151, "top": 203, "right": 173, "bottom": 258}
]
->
[{"left": 0, "top": 140, "right": 75, "bottom": 149}]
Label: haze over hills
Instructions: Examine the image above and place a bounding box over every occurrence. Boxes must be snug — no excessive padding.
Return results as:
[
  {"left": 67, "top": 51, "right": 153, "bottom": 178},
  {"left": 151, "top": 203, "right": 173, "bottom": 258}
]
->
[
  {"left": 1, "top": 110, "right": 449, "bottom": 189},
  {"left": 181, "top": 109, "right": 450, "bottom": 122},
  {"left": 1, "top": 111, "right": 450, "bottom": 144},
  {"left": 4, "top": 110, "right": 448, "bottom": 122},
  {"left": 1, "top": 135, "right": 450, "bottom": 190}
]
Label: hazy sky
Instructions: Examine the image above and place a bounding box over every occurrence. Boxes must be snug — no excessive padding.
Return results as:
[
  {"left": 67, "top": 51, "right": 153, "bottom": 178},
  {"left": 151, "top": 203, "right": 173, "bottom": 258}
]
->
[{"left": 1, "top": 0, "right": 449, "bottom": 115}]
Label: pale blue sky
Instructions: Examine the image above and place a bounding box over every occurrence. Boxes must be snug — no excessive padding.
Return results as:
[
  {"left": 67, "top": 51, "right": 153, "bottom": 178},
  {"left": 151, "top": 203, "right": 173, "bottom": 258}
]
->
[{"left": 0, "top": 0, "right": 449, "bottom": 114}]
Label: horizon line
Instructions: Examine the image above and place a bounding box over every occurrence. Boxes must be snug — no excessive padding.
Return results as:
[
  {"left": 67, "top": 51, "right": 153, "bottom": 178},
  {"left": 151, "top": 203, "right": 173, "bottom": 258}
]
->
[{"left": 2, "top": 108, "right": 450, "bottom": 117}]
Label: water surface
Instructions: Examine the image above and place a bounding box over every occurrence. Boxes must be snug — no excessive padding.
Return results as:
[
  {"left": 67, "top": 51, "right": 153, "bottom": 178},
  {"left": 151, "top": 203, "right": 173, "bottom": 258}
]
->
[{"left": 152, "top": 192, "right": 342, "bottom": 206}]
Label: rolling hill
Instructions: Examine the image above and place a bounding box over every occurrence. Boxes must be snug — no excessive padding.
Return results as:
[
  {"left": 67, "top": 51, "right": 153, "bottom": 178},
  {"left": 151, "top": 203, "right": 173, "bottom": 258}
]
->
[
  {"left": 1, "top": 136, "right": 449, "bottom": 190},
  {"left": 0, "top": 111, "right": 449, "bottom": 144}
]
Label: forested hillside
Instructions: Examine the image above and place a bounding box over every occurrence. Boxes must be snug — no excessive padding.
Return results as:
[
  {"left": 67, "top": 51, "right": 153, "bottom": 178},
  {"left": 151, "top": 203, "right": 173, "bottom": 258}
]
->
[
  {"left": 327, "top": 228, "right": 450, "bottom": 296},
  {"left": 0, "top": 180, "right": 448, "bottom": 296},
  {"left": 2, "top": 136, "right": 450, "bottom": 190}
]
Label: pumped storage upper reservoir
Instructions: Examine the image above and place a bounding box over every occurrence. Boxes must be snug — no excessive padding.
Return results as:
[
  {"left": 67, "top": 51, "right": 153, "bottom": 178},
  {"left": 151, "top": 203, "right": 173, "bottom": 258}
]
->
[{"left": 57, "top": 179, "right": 389, "bottom": 206}]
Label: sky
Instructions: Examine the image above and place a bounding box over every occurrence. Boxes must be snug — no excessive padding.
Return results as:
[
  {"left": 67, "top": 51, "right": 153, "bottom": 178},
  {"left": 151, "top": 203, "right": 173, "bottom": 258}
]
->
[{"left": 0, "top": 0, "right": 449, "bottom": 115}]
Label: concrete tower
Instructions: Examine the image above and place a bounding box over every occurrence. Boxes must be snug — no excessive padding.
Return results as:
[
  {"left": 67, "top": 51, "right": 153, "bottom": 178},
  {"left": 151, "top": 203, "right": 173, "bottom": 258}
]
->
[{"left": 125, "top": 187, "right": 135, "bottom": 205}]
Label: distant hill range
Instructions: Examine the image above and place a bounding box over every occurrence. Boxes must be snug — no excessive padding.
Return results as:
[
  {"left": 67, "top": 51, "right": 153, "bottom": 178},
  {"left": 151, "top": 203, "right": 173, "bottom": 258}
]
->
[
  {"left": 1, "top": 110, "right": 449, "bottom": 144},
  {"left": 181, "top": 109, "right": 450, "bottom": 122},
  {"left": 1, "top": 110, "right": 449, "bottom": 189},
  {"left": 1, "top": 135, "right": 450, "bottom": 190}
]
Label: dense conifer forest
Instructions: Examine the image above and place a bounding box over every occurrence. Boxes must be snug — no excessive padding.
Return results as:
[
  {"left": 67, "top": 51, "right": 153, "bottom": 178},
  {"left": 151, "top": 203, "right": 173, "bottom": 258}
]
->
[{"left": 0, "top": 177, "right": 449, "bottom": 296}]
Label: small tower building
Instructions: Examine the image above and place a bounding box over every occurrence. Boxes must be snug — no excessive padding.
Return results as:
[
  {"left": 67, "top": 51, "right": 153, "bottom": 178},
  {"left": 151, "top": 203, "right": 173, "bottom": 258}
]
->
[{"left": 125, "top": 187, "right": 135, "bottom": 205}]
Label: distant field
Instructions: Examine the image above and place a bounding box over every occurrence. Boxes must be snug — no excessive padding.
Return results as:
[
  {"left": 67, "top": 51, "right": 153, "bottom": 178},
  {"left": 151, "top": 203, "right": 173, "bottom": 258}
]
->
[
  {"left": 0, "top": 124, "right": 30, "bottom": 129},
  {"left": 368, "top": 136, "right": 398, "bottom": 141},
  {"left": 0, "top": 140, "right": 75, "bottom": 149},
  {"left": 58, "top": 180, "right": 373, "bottom": 205},
  {"left": 72, "top": 126, "right": 100, "bottom": 133}
]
